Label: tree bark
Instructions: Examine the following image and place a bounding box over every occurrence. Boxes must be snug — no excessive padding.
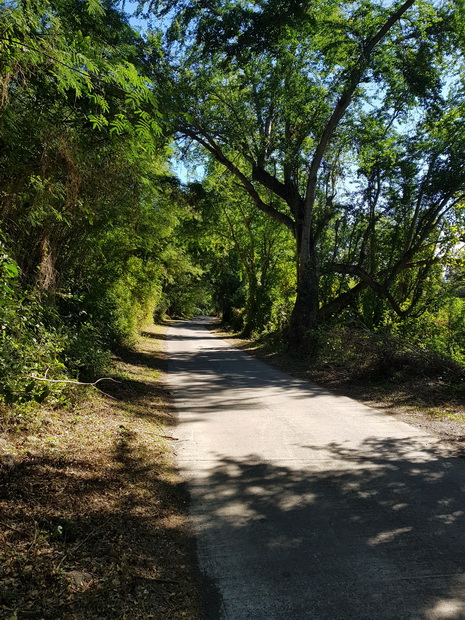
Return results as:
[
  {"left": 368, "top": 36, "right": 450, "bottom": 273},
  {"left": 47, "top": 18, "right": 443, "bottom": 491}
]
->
[{"left": 289, "top": 226, "right": 320, "bottom": 348}]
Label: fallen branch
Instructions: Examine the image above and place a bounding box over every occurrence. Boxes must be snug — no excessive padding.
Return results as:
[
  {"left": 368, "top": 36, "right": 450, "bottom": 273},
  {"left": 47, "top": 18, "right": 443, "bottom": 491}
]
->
[
  {"left": 26, "top": 376, "right": 121, "bottom": 387},
  {"left": 0, "top": 520, "right": 25, "bottom": 535},
  {"left": 26, "top": 375, "right": 122, "bottom": 399}
]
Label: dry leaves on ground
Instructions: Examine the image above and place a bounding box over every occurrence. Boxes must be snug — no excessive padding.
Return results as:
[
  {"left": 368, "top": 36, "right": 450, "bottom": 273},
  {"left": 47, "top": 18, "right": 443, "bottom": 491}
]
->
[{"left": 0, "top": 324, "right": 201, "bottom": 620}]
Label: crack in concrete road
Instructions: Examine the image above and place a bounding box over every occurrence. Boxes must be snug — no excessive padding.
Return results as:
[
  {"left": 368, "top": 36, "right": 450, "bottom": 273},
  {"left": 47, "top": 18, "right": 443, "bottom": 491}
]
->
[{"left": 167, "top": 317, "right": 465, "bottom": 620}]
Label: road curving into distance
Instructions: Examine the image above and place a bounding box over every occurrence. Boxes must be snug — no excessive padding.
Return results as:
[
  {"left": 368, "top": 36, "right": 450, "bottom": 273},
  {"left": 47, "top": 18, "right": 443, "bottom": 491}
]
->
[{"left": 166, "top": 316, "right": 465, "bottom": 620}]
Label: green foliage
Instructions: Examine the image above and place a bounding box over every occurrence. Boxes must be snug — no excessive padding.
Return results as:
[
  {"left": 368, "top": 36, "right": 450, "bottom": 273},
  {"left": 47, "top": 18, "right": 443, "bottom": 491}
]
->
[
  {"left": 393, "top": 297, "right": 465, "bottom": 365},
  {"left": 309, "top": 317, "right": 464, "bottom": 383},
  {"left": 146, "top": 0, "right": 465, "bottom": 346},
  {"left": 60, "top": 323, "right": 112, "bottom": 382},
  {"left": 197, "top": 168, "right": 296, "bottom": 335},
  {"left": 107, "top": 256, "right": 164, "bottom": 343},
  {"left": 0, "top": 278, "right": 67, "bottom": 405},
  {"left": 0, "top": 0, "right": 160, "bottom": 145},
  {"left": 0, "top": 0, "right": 207, "bottom": 408},
  {"left": 161, "top": 242, "right": 213, "bottom": 318},
  {"left": 2, "top": 0, "right": 465, "bottom": 410},
  {"left": 0, "top": 238, "right": 114, "bottom": 404}
]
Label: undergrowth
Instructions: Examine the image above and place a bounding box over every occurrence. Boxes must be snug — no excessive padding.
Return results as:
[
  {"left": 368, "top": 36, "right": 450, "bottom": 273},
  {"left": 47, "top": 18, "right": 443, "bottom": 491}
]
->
[{"left": 308, "top": 324, "right": 465, "bottom": 384}]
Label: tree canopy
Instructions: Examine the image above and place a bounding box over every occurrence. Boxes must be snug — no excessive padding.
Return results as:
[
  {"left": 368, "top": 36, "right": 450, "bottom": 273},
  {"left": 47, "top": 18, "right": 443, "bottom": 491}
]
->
[
  {"left": 145, "top": 0, "right": 465, "bottom": 344},
  {"left": 2, "top": 0, "right": 465, "bottom": 406}
]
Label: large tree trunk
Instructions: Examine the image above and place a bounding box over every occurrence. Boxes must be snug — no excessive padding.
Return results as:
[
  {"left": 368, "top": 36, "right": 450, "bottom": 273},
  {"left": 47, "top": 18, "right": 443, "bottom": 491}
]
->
[
  {"left": 289, "top": 228, "right": 320, "bottom": 349},
  {"left": 243, "top": 269, "right": 258, "bottom": 336}
]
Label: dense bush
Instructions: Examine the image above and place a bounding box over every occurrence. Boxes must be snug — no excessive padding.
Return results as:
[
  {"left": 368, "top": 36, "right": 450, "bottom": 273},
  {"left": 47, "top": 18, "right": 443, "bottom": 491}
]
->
[
  {"left": 0, "top": 249, "right": 66, "bottom": 404},
  {"left": 291, "top": 309, "right": 465, "bottom": 383}
]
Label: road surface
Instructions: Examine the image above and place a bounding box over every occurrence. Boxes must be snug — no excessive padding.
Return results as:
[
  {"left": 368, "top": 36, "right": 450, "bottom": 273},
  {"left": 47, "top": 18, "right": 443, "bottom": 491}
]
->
[{"left": 166, "top": 317, "right": 465, "bottom": 619}]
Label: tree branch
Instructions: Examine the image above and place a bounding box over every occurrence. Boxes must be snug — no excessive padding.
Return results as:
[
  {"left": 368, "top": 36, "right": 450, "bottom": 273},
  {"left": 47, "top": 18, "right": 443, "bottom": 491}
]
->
[
  {"left": 181, "top": 126, "right": 296, "bottom": 233},
  {"left": 26, "top": 376, "right": 121, "bottom": 399},
  {"left": 304, "top": 0, "right": 416, "bottom": 215},
  {"left": 26, "top": 376, "right": 121, "bottom": 386},
  {"left": 319, "top": 281, "right": 368, "bottom": 320},
  {"left": 251, "top": 164, "right": 302, "bottom": 216}
]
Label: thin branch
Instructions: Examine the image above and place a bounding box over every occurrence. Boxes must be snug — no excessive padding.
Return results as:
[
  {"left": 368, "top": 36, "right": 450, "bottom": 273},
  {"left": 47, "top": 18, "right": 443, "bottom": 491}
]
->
[
  {"left": 0, "top": 520, "right": 25, "bottom": 535},
  {"left": 332, "top": 263, "right": 406, "bottom": 315},
  {"left": 26, "top": 376, "right": 121, "bottom": 387},
  {"left": 26, "top": 375, "right": 121, "bottom": 399}
]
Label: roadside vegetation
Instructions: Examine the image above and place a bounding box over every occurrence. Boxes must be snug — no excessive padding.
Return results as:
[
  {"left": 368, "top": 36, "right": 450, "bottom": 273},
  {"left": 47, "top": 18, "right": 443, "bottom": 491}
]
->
[{"left": 0, "top": 325, "right": 201, "bottom": 620}]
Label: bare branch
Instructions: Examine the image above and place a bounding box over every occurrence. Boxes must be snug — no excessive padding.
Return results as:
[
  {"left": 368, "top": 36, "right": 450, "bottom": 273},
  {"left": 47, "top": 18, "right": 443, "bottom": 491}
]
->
[
  {"left": 26, "top": 376, "right": 121, "bottom": 399},
  {"left": 26, "top": 376, "right": 121, "bottom": 386}
]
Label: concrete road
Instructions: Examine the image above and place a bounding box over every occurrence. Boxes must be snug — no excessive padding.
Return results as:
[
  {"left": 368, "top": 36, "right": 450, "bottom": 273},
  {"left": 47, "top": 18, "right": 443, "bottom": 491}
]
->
[{"left": 166, "top": 317, "right": 465, "bottom": 620}]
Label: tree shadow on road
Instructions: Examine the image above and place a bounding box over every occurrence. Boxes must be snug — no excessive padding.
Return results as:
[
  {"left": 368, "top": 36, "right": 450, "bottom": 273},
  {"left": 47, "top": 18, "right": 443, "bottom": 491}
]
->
[{"left": 185, "top": 437, "right": 465, "bottom": 619}]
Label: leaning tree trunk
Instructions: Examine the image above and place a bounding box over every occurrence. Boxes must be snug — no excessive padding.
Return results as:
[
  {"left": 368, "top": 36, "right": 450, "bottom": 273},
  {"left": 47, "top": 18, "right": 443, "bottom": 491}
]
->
[{"left": 243, "top": 269, "right": 258, "bottom": 337}]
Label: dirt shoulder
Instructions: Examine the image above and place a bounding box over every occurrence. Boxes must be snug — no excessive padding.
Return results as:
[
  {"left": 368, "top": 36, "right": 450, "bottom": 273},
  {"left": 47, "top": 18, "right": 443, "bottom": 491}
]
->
[
  {"left": 0, "top": 324, "right": 201, "bottom": 620},
  {"left": 212, "top": 325, "right": 465, "bottom": 457}
]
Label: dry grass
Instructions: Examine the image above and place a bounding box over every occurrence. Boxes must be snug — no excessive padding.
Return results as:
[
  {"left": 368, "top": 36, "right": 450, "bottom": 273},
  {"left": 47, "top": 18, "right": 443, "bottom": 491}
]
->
[{"left": 0, "top": 324, "right": 200, "bottom": 620}]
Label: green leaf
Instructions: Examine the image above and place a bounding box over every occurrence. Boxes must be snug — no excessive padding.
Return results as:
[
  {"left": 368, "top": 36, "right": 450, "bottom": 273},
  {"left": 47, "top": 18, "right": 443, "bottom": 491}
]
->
[{"left": 86, "top": 0, "right": 105, "bottom": 17}]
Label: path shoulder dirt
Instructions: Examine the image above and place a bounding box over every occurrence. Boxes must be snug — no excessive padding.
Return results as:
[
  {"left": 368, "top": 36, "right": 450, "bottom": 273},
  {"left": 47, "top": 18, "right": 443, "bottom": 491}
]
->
[{"left": 0, "top": 324, "right": 201, "bottom": 620}]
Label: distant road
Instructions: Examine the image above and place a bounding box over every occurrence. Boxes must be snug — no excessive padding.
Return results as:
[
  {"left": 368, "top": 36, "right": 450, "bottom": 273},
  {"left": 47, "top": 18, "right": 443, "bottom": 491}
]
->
[{"left": 167, "top": 317, "right": 465, "bottom": 620}]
